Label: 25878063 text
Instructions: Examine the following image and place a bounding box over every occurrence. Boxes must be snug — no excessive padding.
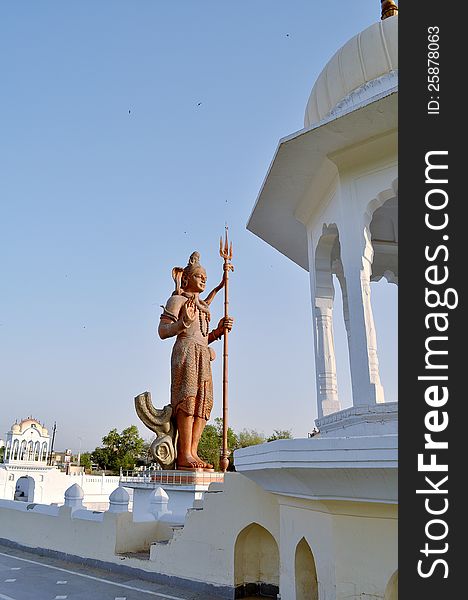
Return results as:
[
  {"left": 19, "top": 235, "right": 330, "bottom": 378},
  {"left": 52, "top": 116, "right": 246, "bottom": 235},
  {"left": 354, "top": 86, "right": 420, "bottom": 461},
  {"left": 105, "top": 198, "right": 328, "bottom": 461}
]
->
[{"left": 427, "top": 26, "right": 440, "bottom": 115}]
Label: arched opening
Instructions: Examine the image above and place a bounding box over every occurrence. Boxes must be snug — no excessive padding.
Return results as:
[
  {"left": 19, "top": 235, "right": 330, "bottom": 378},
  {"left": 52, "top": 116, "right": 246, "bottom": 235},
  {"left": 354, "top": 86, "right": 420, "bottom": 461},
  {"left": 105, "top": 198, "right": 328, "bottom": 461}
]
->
[
  {"left": 234, "top": 523, "right": 279, "bottom": 598},
  {"left": 41, "top": 442, "right": 48, "bottom": 462},
  {"left": 27, "top": 441, "right": 34, "bottom": 461},
  {"left": 369, "top": 195, "right": 398, "bottom": 403},
  {"left": 384, "top": 570, "right": 398, "bottom": 600},
  {"left": 332, "top": 273, "right": 353, "bottom": 410},
  {"left": 34, "top": 441, "right": 40, "bottom": 461},
  {"left": 313, "top": 224, "right": 349, "bottom": 417},
  {"left": 369, "top": 196, "right": 398, "bottom": 284},
  {"left": 12, "top": 440, "right": 19, "bottom": 460},
  {"left": 19, "top": 440, "right": 27, "bottom": 460},
  {"left": 370, "top": 280, "right": 397, "bottom": 402},
  {"left": 295, "top": 537, "right": 318, "bottom": 600},
  {"left": 14, "top": 476, "right": 35, "bottom": 502}
]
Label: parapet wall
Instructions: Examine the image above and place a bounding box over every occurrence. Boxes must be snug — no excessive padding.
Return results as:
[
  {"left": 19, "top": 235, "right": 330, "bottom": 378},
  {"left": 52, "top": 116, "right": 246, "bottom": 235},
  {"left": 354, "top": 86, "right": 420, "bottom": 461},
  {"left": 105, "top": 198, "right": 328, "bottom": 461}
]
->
[{"left": 0, "top": 497, "right": 159, "bottom": 559}]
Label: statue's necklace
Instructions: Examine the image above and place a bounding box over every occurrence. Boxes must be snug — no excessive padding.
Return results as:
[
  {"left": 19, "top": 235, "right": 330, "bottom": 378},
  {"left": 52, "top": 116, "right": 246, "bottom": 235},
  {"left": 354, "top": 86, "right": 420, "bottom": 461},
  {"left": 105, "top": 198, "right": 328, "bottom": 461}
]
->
[{"left": 198, "top": 308, "right": 210, "bottom": 337}]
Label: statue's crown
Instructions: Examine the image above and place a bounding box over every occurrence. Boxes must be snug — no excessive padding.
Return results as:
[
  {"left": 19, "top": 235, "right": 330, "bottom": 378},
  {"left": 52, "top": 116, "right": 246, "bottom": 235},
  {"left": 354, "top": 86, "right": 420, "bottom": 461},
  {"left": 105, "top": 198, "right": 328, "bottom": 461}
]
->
[{"left": 186, "top": 252, "right": 201, "bottom": 269}]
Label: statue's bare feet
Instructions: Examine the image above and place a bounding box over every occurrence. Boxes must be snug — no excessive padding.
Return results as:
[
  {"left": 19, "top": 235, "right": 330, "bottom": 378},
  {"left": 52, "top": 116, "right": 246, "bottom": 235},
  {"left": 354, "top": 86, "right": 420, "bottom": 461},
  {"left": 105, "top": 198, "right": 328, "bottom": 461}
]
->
[
  {"left": 177, "top": 454, "right": 204, "bottom": 469},
  {"left": 191, "top": 451, "right": 213, "bottom": 470}
]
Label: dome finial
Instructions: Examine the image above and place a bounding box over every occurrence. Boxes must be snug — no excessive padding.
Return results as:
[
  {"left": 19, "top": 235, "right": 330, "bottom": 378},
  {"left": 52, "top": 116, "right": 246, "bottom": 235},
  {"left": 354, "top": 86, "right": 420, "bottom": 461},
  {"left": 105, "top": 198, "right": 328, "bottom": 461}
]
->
[{"left": 381, "top": 0, "right": 398, "bottom": 19}]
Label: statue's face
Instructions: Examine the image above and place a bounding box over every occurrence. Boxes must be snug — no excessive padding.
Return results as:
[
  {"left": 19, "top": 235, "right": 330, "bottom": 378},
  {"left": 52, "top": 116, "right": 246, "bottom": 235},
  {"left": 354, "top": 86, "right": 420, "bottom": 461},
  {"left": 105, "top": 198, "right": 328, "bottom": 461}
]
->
[{"left": 185, "top": 267, "right": 207, "bottom": 293}]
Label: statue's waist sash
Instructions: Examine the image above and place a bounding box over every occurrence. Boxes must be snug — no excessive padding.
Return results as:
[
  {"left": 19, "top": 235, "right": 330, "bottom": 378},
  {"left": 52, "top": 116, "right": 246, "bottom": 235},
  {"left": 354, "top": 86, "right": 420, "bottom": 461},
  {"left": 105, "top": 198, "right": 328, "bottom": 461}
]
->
[
  {"left": 175, "top": 335, "right": 214, "bottom": 360},
  {"left": 177, "top": 334, "right": 208, "bottom": 345}
]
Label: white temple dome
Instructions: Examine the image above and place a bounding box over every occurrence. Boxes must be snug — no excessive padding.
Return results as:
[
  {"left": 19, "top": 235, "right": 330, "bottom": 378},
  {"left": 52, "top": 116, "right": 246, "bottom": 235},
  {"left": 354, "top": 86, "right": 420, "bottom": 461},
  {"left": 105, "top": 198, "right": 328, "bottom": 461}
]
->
[
  {"left": 14, "top": 417, "right": 49, "bottom": 436},
  {"left": 304, "top": 16, "right": 397, "bottom": 127}
]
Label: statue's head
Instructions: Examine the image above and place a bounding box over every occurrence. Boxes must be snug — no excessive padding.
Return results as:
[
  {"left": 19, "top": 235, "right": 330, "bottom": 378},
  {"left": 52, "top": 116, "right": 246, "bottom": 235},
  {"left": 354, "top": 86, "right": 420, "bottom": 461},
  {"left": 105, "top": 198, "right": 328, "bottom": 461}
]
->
[
  {"left": 172, "top": 252, "right": 207, "bottom": 295},
  {"left": 182, "top": 252, "right": 206, "bottom": 292}
]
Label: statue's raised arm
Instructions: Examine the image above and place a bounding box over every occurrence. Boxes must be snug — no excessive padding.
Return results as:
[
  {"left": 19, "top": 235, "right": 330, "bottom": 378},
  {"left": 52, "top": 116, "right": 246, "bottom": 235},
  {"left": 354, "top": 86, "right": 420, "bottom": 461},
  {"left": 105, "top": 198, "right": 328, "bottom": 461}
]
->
[{"left": 203, "top": 278, "right": 224, "bottom": 306}]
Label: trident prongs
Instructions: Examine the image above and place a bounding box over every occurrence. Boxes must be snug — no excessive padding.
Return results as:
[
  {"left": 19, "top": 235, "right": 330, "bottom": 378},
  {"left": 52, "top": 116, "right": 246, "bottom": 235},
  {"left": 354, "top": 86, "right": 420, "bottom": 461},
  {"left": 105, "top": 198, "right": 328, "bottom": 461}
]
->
[{"left": 220, "top": 226, "right": 233, "bottom": 260}]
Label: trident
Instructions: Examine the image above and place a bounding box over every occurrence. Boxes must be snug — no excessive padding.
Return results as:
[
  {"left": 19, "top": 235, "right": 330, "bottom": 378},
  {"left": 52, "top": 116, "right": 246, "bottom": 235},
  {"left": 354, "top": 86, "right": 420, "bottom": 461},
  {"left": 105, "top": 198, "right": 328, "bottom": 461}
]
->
[{"left": 219, "top": 226, "right": 234, "bottom": 472}]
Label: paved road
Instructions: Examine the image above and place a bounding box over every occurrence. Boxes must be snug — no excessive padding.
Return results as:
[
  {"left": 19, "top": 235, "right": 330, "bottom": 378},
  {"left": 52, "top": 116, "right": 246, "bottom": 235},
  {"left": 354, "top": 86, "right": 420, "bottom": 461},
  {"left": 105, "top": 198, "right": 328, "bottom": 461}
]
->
[{"left": 0, "top": 544, "right": 224, "bottom": 600}]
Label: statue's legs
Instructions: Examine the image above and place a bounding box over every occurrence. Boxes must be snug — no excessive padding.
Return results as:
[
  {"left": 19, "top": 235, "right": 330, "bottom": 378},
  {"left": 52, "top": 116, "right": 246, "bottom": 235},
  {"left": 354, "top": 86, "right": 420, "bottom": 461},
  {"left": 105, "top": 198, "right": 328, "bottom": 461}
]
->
[
  {"left": 175, "top": 411, "right": 213, "bottom": 469},
  {"left": 176, "top": 410, "right": 205, "bottom": 468},
  {"left": 191, "top": 417, "right": 213, "bottom": 469}
]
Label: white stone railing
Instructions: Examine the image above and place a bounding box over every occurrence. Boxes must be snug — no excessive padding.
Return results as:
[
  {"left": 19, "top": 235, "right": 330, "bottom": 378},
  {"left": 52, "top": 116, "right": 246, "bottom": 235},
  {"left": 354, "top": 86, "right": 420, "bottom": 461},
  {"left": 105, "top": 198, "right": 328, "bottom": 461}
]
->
[{"left": 121, "top": 470, "right": 224, "bottom": 487}]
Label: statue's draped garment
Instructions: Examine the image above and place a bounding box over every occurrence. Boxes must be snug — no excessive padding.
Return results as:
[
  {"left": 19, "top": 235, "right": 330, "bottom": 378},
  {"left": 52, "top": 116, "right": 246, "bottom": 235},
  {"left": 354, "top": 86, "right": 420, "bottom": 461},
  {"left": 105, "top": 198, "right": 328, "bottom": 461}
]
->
[{"left": 161, "top": 293, "right": 214, "bottom": 421}]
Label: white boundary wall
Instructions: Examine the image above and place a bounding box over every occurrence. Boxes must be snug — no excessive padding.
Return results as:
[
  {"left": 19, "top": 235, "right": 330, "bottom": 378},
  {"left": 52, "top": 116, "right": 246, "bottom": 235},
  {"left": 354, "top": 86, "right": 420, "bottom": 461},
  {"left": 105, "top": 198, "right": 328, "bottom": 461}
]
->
[{"left": 0, "top": 498, "right": 161, "bottom": 557}]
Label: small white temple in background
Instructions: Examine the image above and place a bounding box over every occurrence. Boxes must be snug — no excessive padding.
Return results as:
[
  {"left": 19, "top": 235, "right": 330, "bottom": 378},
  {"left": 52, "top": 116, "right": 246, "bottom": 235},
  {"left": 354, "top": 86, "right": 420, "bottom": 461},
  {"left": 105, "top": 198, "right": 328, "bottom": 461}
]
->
[
  {"left": 3, "top": 418, "right": 51, "bottom": 465},
  {"left": 0, "top": 418, "right": 121, "bottom": 507}
]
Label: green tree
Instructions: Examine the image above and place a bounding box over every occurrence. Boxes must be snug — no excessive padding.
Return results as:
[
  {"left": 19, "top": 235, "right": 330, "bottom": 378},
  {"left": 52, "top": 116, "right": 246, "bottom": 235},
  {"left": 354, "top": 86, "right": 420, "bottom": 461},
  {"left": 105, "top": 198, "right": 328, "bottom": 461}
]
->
[
  {"left": 90, "top": 446, "right": 115, "bottom": 472},
  {"left": 214, "top": 417, "right": 238, "bottom": 453},
  {"left": 182, "top": 421, "right": 293, "bottom": 472},
  {"left": 198, "top": 418, "right": 238, "bottom": 471},
  {"left": 237, "top": 428, "right": 266, "bottom": 448},
  {"left": 79, "top": 452, "right": 92, "bottom": 471},
  {"left": 102, "top": 428, "right": 120, "bottom": 451},
  {"left": 119, "top": 426, "right": 145, "bottom": 457},
  {"left": 135, "top": 439, "right": 152, "bottom": 467},
  {"left": 267, "top": 429, "right": 293, "bottom": 442},
  {"left": 197, "top": 424, "right": 220, "bottom": 470},
  {"left": 91, "top": 426, "right": 145, "bottom": 474}
]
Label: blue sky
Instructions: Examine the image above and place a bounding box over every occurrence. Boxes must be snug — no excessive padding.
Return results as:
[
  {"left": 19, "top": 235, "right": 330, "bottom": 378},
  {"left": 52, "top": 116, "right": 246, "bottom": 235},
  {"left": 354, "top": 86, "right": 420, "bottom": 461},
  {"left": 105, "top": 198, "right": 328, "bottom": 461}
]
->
[{"left": 0, "top": 1, "right": 397, "bottom": 452}]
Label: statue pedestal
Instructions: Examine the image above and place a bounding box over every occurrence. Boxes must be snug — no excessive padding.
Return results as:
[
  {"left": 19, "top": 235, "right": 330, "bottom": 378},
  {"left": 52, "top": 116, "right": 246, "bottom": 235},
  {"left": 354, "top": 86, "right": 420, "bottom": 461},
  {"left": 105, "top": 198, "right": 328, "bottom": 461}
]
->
[{"left": 146, "top": 469, "right": 222, "bottom": 485}]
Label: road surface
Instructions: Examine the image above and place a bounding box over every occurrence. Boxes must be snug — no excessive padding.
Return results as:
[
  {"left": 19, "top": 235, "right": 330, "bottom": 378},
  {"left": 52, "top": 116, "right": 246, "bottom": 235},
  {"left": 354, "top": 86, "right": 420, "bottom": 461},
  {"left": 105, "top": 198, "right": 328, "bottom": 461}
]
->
[{"left": 0, "top": 543, "right": 225, "bottom": 600}]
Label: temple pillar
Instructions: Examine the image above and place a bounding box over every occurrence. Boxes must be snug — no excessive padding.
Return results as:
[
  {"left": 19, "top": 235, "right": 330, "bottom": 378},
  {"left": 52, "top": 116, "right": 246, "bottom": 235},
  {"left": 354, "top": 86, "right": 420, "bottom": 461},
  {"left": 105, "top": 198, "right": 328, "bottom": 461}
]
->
[
  {"left": 340, "top": 229, "right": 385, "bottom": 406},
  {"left": 314, "top": 298, "right": 341, "bottom": 417}
]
